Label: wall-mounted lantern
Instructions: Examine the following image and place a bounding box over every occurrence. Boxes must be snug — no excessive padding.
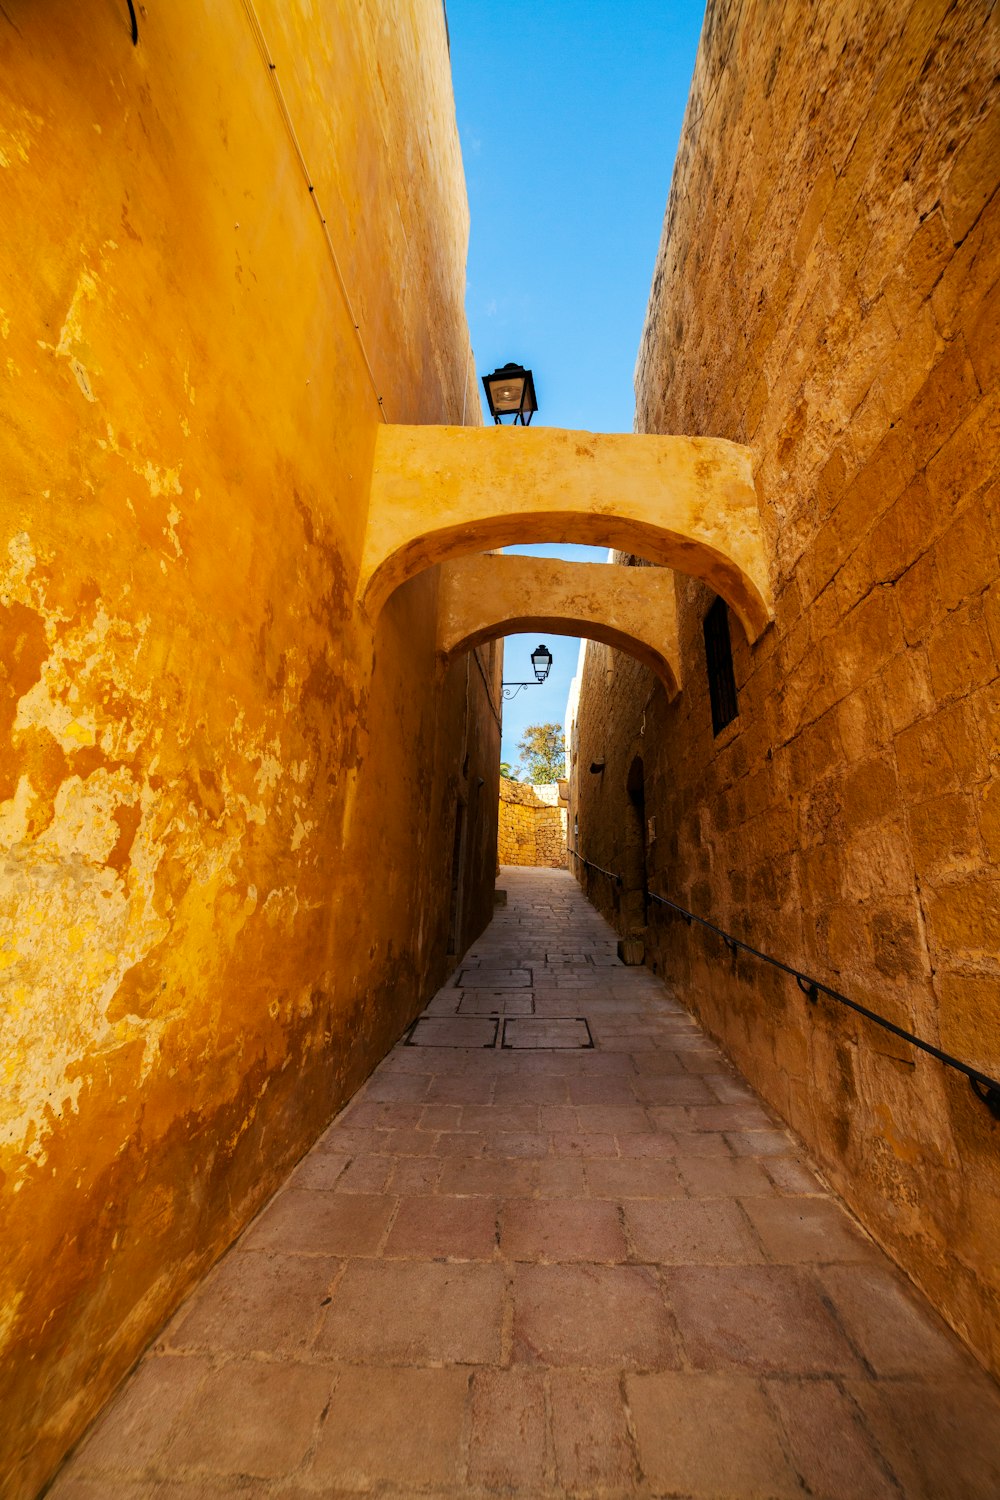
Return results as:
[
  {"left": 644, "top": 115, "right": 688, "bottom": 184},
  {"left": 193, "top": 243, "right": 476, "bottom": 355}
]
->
[
  {"left": 482, "top": 362, "right": 537, "bottom": 425},
  {"left": 531, "top": 642, "right": 553, "bottom": 682},
  {"left": 502, "top": 642, "right": 552, "bottom": 700}
]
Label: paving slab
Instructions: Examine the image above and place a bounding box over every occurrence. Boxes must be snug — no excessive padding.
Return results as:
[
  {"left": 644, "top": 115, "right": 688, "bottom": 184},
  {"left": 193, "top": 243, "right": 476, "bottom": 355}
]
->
[{"left": 50, "top": 866, "right": 1000, "bottom": 1499}]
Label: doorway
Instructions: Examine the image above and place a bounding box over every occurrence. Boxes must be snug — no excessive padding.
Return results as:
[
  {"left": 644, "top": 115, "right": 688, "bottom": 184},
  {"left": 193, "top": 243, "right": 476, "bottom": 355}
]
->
[
  {"left": 623, "top": 756, "right": 649, "bottom": 930},
  {"left": 447, "top": 797, "right": 467, "bottom": 956}
]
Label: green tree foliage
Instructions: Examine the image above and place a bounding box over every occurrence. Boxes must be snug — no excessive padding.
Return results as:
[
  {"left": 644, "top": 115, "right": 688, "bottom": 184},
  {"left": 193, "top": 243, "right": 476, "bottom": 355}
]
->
[{"left": 516, "top": 722, "right": 566, "bottom": 784}]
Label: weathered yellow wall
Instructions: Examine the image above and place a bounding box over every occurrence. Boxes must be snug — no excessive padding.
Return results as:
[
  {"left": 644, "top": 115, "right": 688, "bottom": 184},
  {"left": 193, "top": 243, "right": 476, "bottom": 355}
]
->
[
  {"left": 498, "top": 777, "right": 566, "bottom": 868},
  {"left": 572, "top": 0, "right": 1000, "bottom": 1375},
  {"left": 0, "top": 3, "right": 498, "bottom": 1495}
]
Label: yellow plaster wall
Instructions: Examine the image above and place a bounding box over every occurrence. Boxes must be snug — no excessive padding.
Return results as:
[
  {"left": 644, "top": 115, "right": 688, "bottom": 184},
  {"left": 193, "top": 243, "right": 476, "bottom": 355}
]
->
[
  {"left": 0, "top": 3, "right": 496, "bottom": 1494},
  {"left": 498, "top": 778, "right": 567, "bottom": 868},
  {"left": 571, "top": 0, "right": 1000, "bottom": 1374}
]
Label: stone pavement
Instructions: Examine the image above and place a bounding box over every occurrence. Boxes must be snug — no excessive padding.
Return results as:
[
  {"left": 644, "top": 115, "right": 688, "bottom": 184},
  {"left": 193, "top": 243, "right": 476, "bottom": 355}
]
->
[{"left": 50, "top": 867, "right": 1000, "bottom": 1498}]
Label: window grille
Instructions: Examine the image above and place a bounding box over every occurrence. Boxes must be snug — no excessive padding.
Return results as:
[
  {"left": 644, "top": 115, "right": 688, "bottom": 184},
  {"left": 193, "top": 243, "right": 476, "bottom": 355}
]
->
[{"left": 703, "top": 596, "right": 738, "bottom": 735}]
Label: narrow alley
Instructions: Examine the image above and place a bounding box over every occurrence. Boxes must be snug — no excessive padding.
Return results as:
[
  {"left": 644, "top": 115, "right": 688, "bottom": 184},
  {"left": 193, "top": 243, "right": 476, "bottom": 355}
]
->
[{"left": 51, "top": 869, "right": 1000, "bottom": 1499}]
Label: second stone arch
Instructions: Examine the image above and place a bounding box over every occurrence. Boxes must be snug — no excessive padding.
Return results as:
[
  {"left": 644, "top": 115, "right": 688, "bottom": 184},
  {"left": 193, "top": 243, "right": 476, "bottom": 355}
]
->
[{"left": 436, "top": 552, "right": 683, "bottom": 697}]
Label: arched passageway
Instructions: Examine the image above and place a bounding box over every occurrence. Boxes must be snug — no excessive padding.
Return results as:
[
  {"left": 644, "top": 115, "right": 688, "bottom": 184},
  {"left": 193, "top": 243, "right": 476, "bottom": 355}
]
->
[{"left": 359, "top": 425, "right": 773, "bottom": 642}]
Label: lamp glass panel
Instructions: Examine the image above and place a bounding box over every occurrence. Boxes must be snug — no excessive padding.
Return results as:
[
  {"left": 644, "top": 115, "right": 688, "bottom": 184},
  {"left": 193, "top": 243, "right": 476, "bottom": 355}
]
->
[
  {"left": 531, "top": 646, "right": 552, "bottom": 681},
  {"left": 489, "top": 375, "right": 527, "bottom": 412}
]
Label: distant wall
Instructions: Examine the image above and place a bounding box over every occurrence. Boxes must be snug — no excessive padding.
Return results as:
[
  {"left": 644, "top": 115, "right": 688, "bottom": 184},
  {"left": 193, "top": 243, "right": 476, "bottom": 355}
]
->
[
  {"left": 498, "top": 778, "right": 567, "bottom": 867},
  {"left": 0, "top": 3, "right": 497, "bottom": 1495},
  {"left": 570, "top": 0, "right": 1000, "bottom": 1376}
]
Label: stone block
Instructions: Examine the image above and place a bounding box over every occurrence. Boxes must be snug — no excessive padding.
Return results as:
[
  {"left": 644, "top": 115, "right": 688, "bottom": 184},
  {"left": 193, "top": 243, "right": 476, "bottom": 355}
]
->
[
  {"left": 902, "top": 341, "right": 981, "bottom": 470},
  {"left": 819, "top": 1263, "right": 976, "bottom": 1376},
  {"left": 741, "top": 1196, "right": 878, "bottom": 1264},
  {"left": 909, "top": 792, "right": 979, "bottom": 878},
  {"left": 513, "top": 1263, "right": 679, "bottom": 1368},
  {"left": 896, "top": 545, "right": 943, "bottom": 645},
  {"left": 933, "top": 494, "right": 1000, "bottom": 613},
  {"left": 938, "top": 971, "right": 1000, "bottom": 1066},
  {"left": 65, "top": 1354, "right": 209, "bottom": 1474},
  {"left": 979, "top": 777, "right": 1000, "bottom": 862},
  {"left": 766, "top": 1377, "right": 900, "bottom": 1500},
  {"left": 927, "top": 597, "right": 998, "bottom": 701},
  {"left": 838, "top": 586, "right": 904, "bottom": 689},
  {"left": 627, "top": 1372, "right": 800, "bottom": 1498},
  {"left": 241, "top": 1190, "right": 393, "bottom": 1257},
  {"left": 310, "top": 1366, "right": 468, "bottom": 1489},
  {"left": 924, "top": 388, "right": 1000, "bottom": 515},
  {"left": 845, "top": 1375, "right": 1000, "bottom": 1498},
  {"left": 941, "top": 95, "right": 1000, "bottom": 243},
  {"left": 799, "top": 842, "right": 845, "bottom": 906},
  {"left": 885, "top": 206, "right": 950, "bottom": 328},
  {"left": 877, "top": 300, "right": 942, "bottom": 419},
  {"left": 931, "top": 185, "right": 1000, "bottom": 339},
  {"left": 966, "top": 275, "right": 1000, "bottom": 392},
  {"left": 585, "top": 1157, "right": 686, "bottom": 1199},
  {"left": 869, "top": 902, "right": 927, "bottom": 981},
  {"left": 625, "top": 1199, "right": 765, "bottom": 1265},
  {"left": 468, "top": 1370, "right": 548, "bottom": 1491},
  {"left": 879, "top": 647, "right": 935, "bottom": 733},
  {"left": 167, "top": 1250, "right": 340, "bottom": 1356},
  {"left": 318, "top": 1260, "right": 504, "bottom": 1364},
  {"left": 664, "top": 1264, "right": 862, "bottom": 1375},
  {"left": 894, "top": 700, "right": 985, "bottom": 800},
  {"left": 925, "top": 876, "right": 1000, "bottom": 959},
  {"left": 550, "top": 1370, "right": 635, "bottom": 1490},
  {"left": 840, "top": 756, "right": 899, "bottom": 828},
  {"left": 165, "top": 1361, "right": 333, "bottom": 1478},
  {"left": 535, "top": 1158, "right": 589, "bottom": 1198},
  {"left": 383, "top": 1195, "right": 498, "bottom": 1260},
  {"left": 673, "top": 1155, "right": 776, "bottom": 1198},
  {"left": 500, "top": 1198, "right": 627, "bottom": 1263}
]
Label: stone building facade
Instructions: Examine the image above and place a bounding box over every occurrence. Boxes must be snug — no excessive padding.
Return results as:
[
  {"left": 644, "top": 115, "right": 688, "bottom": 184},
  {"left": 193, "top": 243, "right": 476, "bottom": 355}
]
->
[
  {"left": 568, "top": 0, "right": 1000, "bottom": 1378},
  {"left": 498, "top": 777, "right": 568, "bottom": 868}
]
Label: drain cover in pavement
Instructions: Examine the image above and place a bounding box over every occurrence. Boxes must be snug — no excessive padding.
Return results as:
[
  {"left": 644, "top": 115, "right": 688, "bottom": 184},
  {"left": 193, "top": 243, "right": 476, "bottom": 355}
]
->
[
  {"left": 458, "top": 991, "right": 534, "bottom": 1016},
  {"left": 457, "top": 967, "right": 532, "bottom": 988},
  {"left": 406, "top": 1016, "right": 498, "bottom": 1048},
  {"left": 501, "top": 1017, "right": 594, "bottom": 1049}
]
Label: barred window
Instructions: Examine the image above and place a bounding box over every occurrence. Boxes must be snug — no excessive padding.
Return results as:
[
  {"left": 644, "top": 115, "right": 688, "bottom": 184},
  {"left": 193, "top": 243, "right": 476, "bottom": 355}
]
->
[{"left": 703, "top": 596, "right": 738, "bottom": 735}]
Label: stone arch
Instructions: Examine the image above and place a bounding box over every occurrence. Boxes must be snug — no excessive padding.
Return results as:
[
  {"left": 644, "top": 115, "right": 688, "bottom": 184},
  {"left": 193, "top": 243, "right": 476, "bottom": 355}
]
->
[
  {"left": 360, "top": 425, "right": 773, "bottom": 641},
  {"left": 436, "top": 553, "right": 682, "bottom": 696}
]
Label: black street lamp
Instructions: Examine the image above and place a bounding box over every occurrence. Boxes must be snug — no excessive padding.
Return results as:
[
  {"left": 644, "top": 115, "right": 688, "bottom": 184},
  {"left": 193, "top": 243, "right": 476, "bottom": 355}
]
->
[
  {"left": 482, "top": 362, "right": 538, "bottom": 425},
  {"left": 502, "top": 642, "right": 552, "bottom": 700},
  {"left": 531, "top": 643, "right": 553, "bottom": 682}
]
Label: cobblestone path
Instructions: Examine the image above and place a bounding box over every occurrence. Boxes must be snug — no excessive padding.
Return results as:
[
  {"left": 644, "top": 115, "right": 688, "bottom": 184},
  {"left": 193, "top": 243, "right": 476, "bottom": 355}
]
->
[{"left": 51, "top": 867, "right": 1000, "bottom": 1498}]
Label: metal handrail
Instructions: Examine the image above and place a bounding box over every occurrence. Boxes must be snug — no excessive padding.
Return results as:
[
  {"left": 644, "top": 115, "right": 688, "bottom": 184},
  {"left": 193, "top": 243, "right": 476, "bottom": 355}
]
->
[
  {"left": 567, "top": 847, "right": 622, "bottom": 887},
  {"left": 568, "top": 849, "right": 1000, "bottom": 1117}
]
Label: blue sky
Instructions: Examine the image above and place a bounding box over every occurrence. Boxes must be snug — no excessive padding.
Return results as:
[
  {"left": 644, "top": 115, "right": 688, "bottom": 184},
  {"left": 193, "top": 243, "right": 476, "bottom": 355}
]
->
[{"left": 446, "top": 0, "right": 706, "bottom": 768}]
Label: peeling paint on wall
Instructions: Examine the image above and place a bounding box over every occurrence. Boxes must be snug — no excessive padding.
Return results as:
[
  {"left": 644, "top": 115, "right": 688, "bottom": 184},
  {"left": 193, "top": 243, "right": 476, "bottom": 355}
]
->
[{"left": 0, "top": 2, "right": 494, "bottom": 1496}]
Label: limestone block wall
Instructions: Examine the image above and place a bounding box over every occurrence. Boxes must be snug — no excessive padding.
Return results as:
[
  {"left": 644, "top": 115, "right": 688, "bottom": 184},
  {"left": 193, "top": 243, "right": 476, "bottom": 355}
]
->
[
  {"left": 0, "top": 3, "right": 498, "bottom": 1495},
  {"left": 572, "top": 0, "right": 1000, "bottom": 1375},
  {"left": 498, "top": 778, "right": 567, "bottom": 867}
]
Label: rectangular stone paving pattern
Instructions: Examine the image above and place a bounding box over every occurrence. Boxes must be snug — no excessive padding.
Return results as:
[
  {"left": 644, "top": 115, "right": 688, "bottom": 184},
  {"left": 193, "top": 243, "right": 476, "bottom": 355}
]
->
[{"left": 50, "top": 869, "right": 1000, "bottom": 1498}]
